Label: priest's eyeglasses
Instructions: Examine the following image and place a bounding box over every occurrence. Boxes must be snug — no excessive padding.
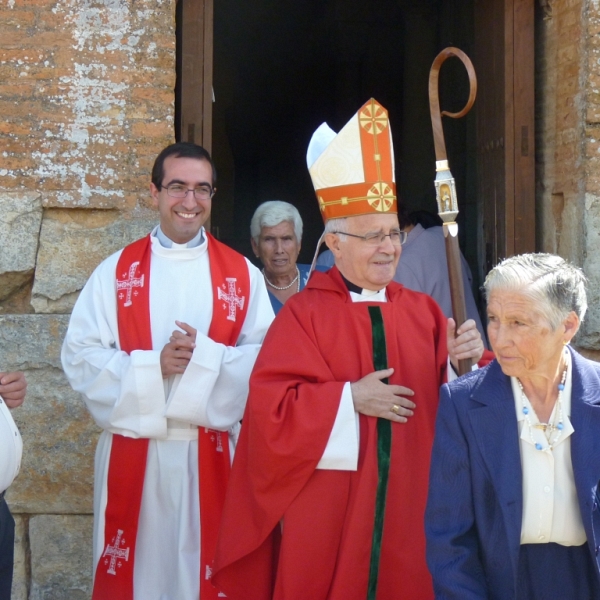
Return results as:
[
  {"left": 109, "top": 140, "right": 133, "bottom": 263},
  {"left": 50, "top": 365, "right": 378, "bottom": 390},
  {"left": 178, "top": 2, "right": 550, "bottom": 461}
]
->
[
  {"left": 333, "top": 229, "right": 407, "bottom": 246},
  {"left": 165, "top": 183, "right": 215, "bottom": 200}
]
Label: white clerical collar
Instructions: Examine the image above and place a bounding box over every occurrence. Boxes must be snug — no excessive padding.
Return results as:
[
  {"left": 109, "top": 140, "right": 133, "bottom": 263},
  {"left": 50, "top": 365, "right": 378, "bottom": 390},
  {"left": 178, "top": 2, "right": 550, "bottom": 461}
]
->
[
  {"left": 359, "top": 288, "right": 381, "bottom": 297},
  {"left": 341, "top": 273, "right": 386, "bottom": 301},
  {"left": 153, "top": 226, "right": 204, "bottom": 249},
  {"left": 150, "top": 226, "right": 207, "bottom": 260},
  {"left": 350, "top": 288, "right": 387, "bottom": 303}
]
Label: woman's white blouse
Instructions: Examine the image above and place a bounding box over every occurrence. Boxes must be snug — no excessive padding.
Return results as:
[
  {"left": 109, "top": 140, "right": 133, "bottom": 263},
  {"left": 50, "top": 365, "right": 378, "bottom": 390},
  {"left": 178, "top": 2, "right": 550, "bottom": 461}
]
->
[
  {"left": 0, "top": 394, "right": 22, "bottom": 494},
  {"left": 511, "top": 355, "right": 587, "bottom": 546}
]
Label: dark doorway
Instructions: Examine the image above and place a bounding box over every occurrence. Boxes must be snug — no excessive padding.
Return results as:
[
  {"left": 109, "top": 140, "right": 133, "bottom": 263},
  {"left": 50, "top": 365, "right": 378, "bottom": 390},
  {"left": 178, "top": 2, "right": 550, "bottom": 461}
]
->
[{"left": 211, "top": 0, "right": 479, "bottom": 273}]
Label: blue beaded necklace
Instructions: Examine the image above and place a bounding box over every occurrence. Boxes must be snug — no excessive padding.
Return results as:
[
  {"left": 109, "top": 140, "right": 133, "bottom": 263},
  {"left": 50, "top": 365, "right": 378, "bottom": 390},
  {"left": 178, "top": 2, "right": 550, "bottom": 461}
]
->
[{"left": 518, "top": 358, "right": 568, "bottom": 452}]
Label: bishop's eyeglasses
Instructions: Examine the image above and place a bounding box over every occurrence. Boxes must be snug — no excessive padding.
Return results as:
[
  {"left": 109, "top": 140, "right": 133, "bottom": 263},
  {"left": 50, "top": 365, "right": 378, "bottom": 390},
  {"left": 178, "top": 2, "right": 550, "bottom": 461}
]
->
[
  {"left": 332, "top": 229, "right": 408, "bottom": 246},
  {"left": 164, "top": 183, "right": 215, "bottom": 201}
]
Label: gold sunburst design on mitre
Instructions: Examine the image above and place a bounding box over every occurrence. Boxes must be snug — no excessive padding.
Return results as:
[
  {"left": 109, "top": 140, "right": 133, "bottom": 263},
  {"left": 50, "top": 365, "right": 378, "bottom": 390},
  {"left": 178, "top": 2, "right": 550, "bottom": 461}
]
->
[
  {"left": 359, "top": 102, "right": 388, "bottom": 135},
  {"left": 367, "top": 182, "right": 395, "bottom": 212},
  {"left": 318, "top": 196, "right": 326, "bottom": 212}
]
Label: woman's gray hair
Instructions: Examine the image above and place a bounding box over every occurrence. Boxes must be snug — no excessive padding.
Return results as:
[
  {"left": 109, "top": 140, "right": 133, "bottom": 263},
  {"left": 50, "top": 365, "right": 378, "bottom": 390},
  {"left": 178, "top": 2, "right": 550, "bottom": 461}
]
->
[
  {"left": 483, "top": 253, "right": 588, "bottom": 329},
  {"left": 250, "top": 201, "right": 303, "bottom": 243}
]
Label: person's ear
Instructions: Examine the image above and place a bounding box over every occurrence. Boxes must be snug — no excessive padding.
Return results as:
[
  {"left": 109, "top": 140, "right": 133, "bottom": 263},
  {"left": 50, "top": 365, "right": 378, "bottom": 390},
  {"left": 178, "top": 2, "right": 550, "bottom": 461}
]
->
[
  {"left": 324, "top": 233, "right": 342, "bottom": 258},
  {"left": 250, "top": 237, "right": 260, "bottom": 258},
  {"left": 150, "top": 183, "right": 160, "bottom": 208},
  {"left": 563, "top": 311, "right": 580, "bottom": 344}
]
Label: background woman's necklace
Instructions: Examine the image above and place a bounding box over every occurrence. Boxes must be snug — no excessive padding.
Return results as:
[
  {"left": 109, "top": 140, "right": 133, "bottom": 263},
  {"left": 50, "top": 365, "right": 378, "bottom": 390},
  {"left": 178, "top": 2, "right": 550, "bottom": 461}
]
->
[
  {"left": 518, "top": 365, "right": 567, "bottom": 452},
  {"left": 263, "top": 267, "right": 300, "bottom": 292}
]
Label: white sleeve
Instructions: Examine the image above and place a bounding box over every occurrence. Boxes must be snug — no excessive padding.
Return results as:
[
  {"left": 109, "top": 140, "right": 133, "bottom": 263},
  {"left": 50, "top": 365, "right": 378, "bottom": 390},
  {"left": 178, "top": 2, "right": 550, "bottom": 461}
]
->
[
  {"left": 164, "top": 261, "right": 275, "bottom": 430},
  {"left": 61, "top": 253, "right": 168, "bottom": 439},
  {"left": 0, "top": 398, "right": 22, "bottom": 492},
  {"left": 447, "top": 357, "right": 479, "bottom": 382},
  {"left": 316, "top": 382, "right": 359, "bottom": 470}
]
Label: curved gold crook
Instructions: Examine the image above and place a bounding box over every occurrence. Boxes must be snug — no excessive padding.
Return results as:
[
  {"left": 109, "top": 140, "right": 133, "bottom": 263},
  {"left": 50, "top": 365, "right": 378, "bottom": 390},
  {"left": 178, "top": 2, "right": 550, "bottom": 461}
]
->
[{"left": 429, "top": 47, "right": 478, "bottom": 161}]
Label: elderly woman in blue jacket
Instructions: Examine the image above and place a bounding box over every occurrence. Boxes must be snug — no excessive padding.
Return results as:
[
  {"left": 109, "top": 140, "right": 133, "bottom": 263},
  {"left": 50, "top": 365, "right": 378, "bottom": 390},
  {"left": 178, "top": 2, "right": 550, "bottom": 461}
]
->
[{"left": 426, "top": 253, "right": 600, "bottom": 599}]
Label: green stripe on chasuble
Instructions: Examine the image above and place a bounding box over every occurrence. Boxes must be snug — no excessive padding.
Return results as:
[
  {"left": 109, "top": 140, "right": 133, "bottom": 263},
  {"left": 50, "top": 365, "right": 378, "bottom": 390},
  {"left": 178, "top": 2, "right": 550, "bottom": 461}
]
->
[{"left": 367, "top": 306, "right": 391, "bottom": 600}]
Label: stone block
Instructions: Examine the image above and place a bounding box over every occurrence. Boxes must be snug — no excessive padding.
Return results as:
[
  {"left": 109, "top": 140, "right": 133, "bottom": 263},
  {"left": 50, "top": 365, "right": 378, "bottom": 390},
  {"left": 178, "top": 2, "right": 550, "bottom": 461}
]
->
[
  {"left": 0, "top": 191, "right": 43, "bottom": 300},
  {"left": 0, "top": 314, "right": 68, "bottom": 370},
  {"left": 11, "top": 514, "right": 28, "bottom": 600},
  {"left": 42, "top": 190, "right": 140, "bottom": 211},
  {"left": 29, "top": 515, "right": 93, "bottom": 600},
  {"left": 31, "top": 209, "right": 158, "bottom": 313},
  {"left": 581, "top": 193, "right": 600, "bottom": 349},
  {"left": 1, "top": 315, "right": 99, "bottom": 514}
]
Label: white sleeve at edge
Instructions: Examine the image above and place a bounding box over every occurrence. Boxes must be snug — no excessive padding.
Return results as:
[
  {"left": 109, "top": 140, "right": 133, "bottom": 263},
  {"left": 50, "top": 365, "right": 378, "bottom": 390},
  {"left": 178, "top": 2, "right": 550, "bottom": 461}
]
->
[
  {"left": 316, "top": 382, "right": 359, "bottom": 471},
  {"left": 447, "top": 357, "right": 479, "bottom": 382}
]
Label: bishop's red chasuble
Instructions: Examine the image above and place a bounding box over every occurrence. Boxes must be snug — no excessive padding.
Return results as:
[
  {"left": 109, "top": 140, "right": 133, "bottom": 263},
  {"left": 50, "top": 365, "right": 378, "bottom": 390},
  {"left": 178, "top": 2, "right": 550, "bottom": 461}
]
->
[{"left": 213, "top": 267, "right": 448, "bottom": 600}]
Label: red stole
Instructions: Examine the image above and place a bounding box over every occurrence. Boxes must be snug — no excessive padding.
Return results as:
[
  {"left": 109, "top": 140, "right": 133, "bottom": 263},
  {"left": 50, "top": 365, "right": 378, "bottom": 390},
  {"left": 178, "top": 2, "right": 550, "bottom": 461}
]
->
[{"left": 92, "top": 231, "right": 250, "bottom": 600}]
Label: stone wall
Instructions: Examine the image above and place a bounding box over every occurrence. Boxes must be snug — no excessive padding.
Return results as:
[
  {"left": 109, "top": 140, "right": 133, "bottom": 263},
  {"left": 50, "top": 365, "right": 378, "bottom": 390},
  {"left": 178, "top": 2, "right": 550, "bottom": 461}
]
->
[
  {"left": 0, "top": 0, "right": 175, "bottom": 596},
  {"left": 536, "top": 0, "right": 600, "bottom": 356}
]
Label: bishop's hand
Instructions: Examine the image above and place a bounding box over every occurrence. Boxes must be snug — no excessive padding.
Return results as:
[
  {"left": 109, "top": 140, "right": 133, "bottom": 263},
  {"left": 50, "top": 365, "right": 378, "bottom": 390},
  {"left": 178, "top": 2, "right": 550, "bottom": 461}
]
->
[
  {"left": 447, "top": 318, "right": 484, "bottom": 373},
  {"left": 160, "top": 321, "right": 197, "bottom": 378},
  {"left": 350, "top": 368, "right": 415, "bottom": 423}
]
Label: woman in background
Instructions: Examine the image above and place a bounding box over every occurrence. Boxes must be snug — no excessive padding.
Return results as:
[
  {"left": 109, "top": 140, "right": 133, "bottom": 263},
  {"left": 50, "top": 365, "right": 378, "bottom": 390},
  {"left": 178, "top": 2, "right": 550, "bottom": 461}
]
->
[{"left": 251, "top": 201, "right": 321, "bottom": 314}]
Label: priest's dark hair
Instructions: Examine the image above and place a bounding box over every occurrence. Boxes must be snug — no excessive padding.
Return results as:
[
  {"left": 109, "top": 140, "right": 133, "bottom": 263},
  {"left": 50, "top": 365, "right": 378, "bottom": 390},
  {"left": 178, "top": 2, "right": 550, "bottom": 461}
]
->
[{"left": 152, "top": 142, "right": 217, "bottom": 188}]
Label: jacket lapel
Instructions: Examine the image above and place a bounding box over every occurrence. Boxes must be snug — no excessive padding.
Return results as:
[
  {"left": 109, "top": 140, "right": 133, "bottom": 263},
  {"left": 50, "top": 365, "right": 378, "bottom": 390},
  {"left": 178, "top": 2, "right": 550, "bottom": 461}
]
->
[
  {"left": 569, "top": 350, "right": 600, "bottom": 547},
  {"left": 467, "top": 361, "right": 523, "bottom": 575}
]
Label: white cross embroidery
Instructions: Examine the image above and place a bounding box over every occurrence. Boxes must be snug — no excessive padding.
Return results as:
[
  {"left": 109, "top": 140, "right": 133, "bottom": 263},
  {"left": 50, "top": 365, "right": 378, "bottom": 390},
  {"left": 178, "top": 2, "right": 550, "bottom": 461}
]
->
[
  {"left": 102, "top": 529, "right": 130, "bottom": 576},
  {"left": 217, "top": 278, "right": 245, "bottom": 322},
  {"left": 116, "top": 261, "right": 144, "bottom": 307},
  {"left": 206, "top": 428, "right": 224, "bottom": 453}
]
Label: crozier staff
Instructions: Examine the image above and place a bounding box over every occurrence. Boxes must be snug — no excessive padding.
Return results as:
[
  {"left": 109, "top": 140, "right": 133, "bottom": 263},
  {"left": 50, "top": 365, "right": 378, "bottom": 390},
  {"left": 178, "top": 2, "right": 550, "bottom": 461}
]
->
[
  {"left": 426, "top": 253, "right": 600, "bottom": 599},
  {"left": 428, "top": 46, "right": 478, "bottom": 375}
]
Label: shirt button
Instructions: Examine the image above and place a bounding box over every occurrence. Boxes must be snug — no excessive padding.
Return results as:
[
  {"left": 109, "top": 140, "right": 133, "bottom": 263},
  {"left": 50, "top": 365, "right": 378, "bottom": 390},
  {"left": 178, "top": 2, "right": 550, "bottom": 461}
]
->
[
  {"left": 539, "top": 535, "right": 545, "bottom": 540},
  {"left": 544, "top": 486, "right": 551, "bottom": 493}
]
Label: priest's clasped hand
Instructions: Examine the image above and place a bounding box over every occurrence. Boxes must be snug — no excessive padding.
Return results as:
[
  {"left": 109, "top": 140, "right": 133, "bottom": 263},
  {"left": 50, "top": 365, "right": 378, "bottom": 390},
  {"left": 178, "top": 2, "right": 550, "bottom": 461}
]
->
[
  {"left": 350, "top": 368, "right": 415, "bottom": 423},
  {"left": 160, "top": 321, "right": 197, "bottom": 378},
  {"left": 446, "top": 318, "right": 484, "bottom": 372}
]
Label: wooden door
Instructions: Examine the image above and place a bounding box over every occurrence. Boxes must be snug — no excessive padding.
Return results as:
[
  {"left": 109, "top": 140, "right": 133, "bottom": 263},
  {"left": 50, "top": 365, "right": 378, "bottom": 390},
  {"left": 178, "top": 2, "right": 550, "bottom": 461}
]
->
[
  {"left": 474, "top": 0, "right": 535, "bottom": 274},
  {"left": 178, "top": 0, "right": 214, "bottom": 151}
]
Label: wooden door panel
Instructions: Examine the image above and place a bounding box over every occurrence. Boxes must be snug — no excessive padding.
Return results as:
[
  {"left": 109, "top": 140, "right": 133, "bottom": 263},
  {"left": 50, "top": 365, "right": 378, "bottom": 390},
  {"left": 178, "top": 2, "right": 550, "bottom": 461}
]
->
[
  {"left": 179, "top": 0, "right": 213, "bottom": 151},
  {"left": 512, "top": 0, "right": 535, "bottom": 254},
  {"left": 475, "top": 0, "right": 506, "bottom": 272},
  {"left": 475, "top": 0, "right": 534, "bottom": 274}
]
